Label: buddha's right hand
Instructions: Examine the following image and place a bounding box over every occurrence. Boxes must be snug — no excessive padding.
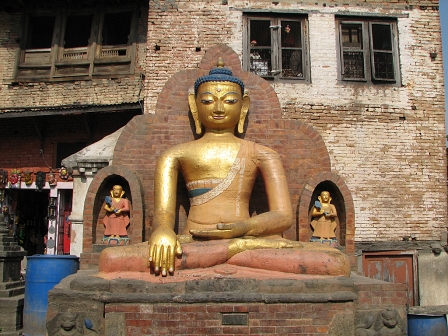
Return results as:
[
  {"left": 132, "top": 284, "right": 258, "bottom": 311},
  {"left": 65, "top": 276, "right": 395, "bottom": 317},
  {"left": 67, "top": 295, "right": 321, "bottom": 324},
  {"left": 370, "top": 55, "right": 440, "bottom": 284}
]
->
[{"left": 148, "top": 227, "right": 182, "bottom": 276}]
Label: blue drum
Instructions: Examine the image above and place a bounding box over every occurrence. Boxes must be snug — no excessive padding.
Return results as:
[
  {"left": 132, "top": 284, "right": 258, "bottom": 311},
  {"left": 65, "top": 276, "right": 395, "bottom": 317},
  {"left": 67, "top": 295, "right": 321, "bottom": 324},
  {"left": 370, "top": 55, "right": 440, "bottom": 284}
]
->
[
  {"left": 23, "top": 255, "right": 79, "bottom": 336},
  {"left": 408, "top": 314, "right": 448, "bottom": 336}
]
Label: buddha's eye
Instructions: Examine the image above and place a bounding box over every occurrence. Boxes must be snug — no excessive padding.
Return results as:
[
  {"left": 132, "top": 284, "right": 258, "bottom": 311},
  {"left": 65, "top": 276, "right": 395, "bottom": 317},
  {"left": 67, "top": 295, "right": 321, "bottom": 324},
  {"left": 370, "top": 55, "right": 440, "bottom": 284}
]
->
[
  {"left": 200, "top": 99, "right": 213, "bottom": 104},
  {"left": 224, "top": 99, "right": 238, "bottom": 104}
]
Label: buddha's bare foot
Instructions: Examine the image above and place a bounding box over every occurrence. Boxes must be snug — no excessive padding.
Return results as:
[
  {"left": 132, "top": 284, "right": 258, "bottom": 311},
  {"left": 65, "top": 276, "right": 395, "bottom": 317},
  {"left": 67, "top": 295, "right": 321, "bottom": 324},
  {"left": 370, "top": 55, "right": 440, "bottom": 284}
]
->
[{"left": 227, "top": 237, "right": 303, "bottom": 258}]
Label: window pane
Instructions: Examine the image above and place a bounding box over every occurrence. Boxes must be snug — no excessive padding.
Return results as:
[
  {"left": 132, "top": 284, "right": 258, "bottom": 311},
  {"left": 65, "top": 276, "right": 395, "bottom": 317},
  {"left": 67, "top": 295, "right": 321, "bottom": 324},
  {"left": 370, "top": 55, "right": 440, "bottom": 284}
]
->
[
  {"left": 372, "top": 24, "right": 392, "bottom": 51},
  {"left": 250, "top": 20, "right": 271, "bottom": 76},
  {"left": 373, "top": 52, "right": 394, "bottom": 80},
  {"left": 64, "top": 14, "right": 93, "bottom": 48},
  {"left": 281, "top": 49, "right": 302, "bottom": 78},
  {"left": 342, "top": 51, "right": 364, "bottom": 79},
  {"left": 250, "top": 20, "right": 271, "bottom": 47},
  {"left": 341, "top": 23, "right": 362, "bottom": 49},
  {"left": 250, "top": 49, "right": 271, "bottom": 76},
  {"left": 102, "top": 11, "right": 132, "bottom": 45},
  {"left": 27, "top": 16, "right": 55, "bottom": 49},
  {"left": 281, "top": 21, "right": 301, "bottom": 48}
]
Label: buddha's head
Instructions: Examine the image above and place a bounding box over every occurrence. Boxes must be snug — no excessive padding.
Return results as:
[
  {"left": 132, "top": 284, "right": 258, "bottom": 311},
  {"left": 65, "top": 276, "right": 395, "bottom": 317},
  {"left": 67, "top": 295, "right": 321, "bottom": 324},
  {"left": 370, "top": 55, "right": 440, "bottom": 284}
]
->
[
  {"left": 319, "top": 191, "right": 331, "bottom": 204},
  {"left": 188, "top": 58, "right": 250, "bottom": 134},
  {"left": 111, "top": 185, "right": 124, "bottom": 198}
]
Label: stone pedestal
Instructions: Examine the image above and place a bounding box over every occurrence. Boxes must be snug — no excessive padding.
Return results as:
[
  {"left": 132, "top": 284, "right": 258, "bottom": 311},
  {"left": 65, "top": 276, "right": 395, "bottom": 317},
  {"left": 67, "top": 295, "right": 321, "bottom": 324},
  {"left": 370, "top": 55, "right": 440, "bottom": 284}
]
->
[
  {"left": 0, "top": 215, "right": 26, "bottom": 336},
  {"left": 47, "top": 266, "right": 408, "bottom": 335}
]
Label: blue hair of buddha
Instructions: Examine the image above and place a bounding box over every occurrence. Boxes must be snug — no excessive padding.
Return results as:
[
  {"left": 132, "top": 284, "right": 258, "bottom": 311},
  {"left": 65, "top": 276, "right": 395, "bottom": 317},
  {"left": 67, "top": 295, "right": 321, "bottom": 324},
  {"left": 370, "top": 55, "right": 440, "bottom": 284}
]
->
[{"left": 194, "top": 65, "right": 244, "bottom": 96}]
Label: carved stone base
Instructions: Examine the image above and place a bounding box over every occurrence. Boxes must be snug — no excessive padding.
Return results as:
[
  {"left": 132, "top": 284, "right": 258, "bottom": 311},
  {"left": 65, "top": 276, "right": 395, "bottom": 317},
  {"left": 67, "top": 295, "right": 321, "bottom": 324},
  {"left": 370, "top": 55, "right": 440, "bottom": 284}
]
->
[{"left": 46, "top": 268, "right": 407, "bottom": 335}]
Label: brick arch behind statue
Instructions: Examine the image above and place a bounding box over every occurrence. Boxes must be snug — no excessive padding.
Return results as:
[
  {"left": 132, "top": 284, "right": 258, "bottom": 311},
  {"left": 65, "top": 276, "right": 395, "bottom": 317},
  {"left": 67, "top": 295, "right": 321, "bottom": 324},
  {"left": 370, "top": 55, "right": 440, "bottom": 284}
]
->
[
  {"left": 297, "top": 171, "right": 355, "bottom": 264},
  {"left": 80, "top": 165, "right": 144, "bottom": 269},
  {"left": 113, "top": 44, "right": 331, "bottom": 241}
]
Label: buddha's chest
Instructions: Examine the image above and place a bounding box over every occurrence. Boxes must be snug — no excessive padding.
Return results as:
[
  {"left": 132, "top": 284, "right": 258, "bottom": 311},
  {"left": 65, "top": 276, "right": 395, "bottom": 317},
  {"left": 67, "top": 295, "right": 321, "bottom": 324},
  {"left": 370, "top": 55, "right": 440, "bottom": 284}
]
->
[{"left": 179, "top": 144, "right": 241, "bottom": 180}]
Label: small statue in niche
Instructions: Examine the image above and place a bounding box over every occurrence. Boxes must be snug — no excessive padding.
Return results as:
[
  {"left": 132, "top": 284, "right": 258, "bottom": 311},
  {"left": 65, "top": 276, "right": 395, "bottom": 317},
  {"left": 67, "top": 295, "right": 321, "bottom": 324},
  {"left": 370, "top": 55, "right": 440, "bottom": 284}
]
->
[
  {"left": 102, "top": 185, "right": 130, "bottom": 246},
  {"left": 355, "top": 308, "right": 405, "bottom": 336},
  {"left": 310, "top": 191, "right": 339, "bottom": 247}
]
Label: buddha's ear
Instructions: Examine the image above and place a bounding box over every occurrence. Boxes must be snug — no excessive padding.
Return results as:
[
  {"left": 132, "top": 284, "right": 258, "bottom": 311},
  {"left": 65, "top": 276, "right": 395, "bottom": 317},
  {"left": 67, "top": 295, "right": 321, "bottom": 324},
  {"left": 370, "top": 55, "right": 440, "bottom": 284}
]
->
[
  {"left": 188, "top": 88, "right": 202, "bottom": 134},
  {"left": 238, "top": 89, "right": 250, "bottom": 134},
  {"left": 121, "top": 190, "right": 125, "bottom": 198}
]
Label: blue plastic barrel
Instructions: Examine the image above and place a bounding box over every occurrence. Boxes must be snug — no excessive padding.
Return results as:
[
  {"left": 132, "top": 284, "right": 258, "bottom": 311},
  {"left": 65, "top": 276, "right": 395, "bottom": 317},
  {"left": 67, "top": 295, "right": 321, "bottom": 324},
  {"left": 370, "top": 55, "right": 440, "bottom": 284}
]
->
[
  {"left": 23, "top": 255, "right": 79, "bottom": 336},
  {"left": 408, "top": 314, "right": 448, "bottom": 336}
]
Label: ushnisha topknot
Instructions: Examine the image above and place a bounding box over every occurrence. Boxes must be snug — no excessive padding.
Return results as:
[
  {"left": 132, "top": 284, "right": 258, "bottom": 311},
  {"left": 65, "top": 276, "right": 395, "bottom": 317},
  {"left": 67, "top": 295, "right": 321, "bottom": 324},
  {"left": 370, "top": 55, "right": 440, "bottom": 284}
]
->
[{"left": 194, "top": 57, "right": 244, "bottom": 95}]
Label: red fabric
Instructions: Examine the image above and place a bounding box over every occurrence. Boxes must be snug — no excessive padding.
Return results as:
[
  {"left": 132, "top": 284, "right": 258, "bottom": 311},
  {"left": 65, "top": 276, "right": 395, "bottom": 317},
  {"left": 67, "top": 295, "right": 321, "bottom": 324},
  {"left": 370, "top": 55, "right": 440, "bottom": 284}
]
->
[{"left": 103, "top": 198, "right": 130, "bottom": 236}]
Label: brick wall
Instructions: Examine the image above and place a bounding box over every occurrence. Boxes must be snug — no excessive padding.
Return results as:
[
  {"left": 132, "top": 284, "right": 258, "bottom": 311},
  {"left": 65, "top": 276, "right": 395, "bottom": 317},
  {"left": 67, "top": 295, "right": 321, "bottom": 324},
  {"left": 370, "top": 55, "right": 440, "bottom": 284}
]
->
[
  {"left": 103, "top": 281, "right": 408, "bottom": 336},
  {"left": 105, "top": 302, "right": 354, "bottom": 335},
  {"left": 141, "top": 0, "right": 446, "bottom": 242},
  {"left": 0, "top": 111, "right": 139, "bottom": 170},
  {"left": 0, "top": 4, "right": 148, "bottom": 109}
]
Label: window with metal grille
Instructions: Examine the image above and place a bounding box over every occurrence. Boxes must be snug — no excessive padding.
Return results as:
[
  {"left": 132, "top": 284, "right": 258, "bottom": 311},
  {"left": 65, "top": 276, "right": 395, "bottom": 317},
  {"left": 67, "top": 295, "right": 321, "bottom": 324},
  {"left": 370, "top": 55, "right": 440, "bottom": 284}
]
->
[
  {"left": 244, "top": 15, "right": 309, "bottom": 81},
  {"left": 16, "top": 7, "right": 137, "bottom": 82},
  {"left": 337, "top": 18, "right": 400, "bottom": 83}
]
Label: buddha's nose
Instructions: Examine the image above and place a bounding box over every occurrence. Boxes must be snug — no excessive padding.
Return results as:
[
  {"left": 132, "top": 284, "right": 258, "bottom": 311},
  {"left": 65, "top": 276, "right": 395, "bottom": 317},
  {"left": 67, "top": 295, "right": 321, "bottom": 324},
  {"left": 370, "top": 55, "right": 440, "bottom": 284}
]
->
[{"left": 215, "top": 99, "right": 224, "bottom": 113}]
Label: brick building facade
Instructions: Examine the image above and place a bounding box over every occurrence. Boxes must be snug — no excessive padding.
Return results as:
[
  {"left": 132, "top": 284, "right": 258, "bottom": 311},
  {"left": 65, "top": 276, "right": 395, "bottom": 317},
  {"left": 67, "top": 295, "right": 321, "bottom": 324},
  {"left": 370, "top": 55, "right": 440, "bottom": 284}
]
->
[
  {"left": 142, "top": 0, "right": 446, "bottom": 243},
  {"left": 1, "top": 0, "right": 447, "bottom": 312},
  {"left": 81, "top": 0, "right": 448, "bottom": 309},
  {"left": 0, "top": 0, "right": 146, "bottom": 256}
]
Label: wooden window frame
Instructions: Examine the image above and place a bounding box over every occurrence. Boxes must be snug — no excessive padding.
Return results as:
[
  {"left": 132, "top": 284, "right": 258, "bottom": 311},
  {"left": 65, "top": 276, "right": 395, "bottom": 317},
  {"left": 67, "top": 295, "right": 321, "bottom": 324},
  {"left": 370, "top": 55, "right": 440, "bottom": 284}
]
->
[
  {"left": 336, "top": 17, "right": 400, "bottom": 85},
  {"left": 243, "top": 14, "right": 310, "bottom": 82},
  {"left": 15, "top": 6, "right": 138, "bottom": 82}
]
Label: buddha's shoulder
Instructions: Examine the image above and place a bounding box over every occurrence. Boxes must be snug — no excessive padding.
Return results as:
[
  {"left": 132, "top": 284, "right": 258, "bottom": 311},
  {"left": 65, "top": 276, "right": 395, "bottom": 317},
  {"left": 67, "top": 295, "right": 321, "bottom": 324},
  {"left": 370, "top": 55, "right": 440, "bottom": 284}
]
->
[
  {"left": 243, "top": 140, "right": 280, "bottom": 158},
  {"left": 158, "top": 140, "right": 207, "bottom": 157}
]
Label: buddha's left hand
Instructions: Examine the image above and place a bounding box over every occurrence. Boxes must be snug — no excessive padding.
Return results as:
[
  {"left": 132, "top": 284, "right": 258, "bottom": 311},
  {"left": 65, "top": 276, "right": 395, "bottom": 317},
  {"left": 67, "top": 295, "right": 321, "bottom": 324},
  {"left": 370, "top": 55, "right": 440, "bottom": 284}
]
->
[{"left": 190, "top": 222, "right": 251, "bottom": 239}]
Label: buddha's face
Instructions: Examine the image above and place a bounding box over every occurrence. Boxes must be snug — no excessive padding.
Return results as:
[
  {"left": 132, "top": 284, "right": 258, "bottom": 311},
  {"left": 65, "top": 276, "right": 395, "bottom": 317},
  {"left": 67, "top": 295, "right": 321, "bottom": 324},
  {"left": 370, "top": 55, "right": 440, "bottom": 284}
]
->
[
  {"left": 112, "top": 185, "right": 123, "bottom": 198},
  {"left": 195, "top": 81, "right": 247, "bottom": 131},
  {"left": 320, "top": 192, "right": 330, "bottom": 203}
]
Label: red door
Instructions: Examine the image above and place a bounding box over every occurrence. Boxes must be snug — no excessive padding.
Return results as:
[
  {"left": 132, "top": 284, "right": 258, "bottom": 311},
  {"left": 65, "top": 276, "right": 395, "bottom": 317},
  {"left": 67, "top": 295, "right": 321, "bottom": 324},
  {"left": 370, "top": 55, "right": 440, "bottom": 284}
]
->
[
  {"left": 56, "top": 190, "right": 72, "bottom": 255},
  {"left": 63, "top": 211, "right": 71, "bottom": 254},
  {"left": 363, "top": 251, "right": 418, "bottom": 306}
]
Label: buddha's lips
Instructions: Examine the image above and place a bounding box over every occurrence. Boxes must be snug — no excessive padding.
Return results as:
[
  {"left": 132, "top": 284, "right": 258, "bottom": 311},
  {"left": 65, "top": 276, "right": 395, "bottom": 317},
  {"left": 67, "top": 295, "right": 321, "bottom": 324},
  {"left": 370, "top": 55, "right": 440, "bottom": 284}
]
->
[{"left": 213, "top": 115, "right": 225, "bottom": 120}]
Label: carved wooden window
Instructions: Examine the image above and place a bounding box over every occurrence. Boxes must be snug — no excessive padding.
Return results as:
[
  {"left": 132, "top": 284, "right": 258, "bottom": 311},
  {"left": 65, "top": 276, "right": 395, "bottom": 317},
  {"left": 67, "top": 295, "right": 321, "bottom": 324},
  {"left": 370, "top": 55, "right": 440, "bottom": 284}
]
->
[
  {"left": 337, "top": 18, "right": 400, "bottom": 83},
  {"left": 16, "top": 7, "right": 137, "bottom": 81},
  {"left": 243, "top": 15, "right": 309, "bottom": 81}
]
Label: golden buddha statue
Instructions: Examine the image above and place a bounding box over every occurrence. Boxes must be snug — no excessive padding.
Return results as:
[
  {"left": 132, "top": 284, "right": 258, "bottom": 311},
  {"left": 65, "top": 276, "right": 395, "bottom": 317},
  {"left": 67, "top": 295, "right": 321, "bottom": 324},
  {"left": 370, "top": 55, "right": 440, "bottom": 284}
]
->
[{"left": 99, "top": 60, "right": 350, "bottom": 277}]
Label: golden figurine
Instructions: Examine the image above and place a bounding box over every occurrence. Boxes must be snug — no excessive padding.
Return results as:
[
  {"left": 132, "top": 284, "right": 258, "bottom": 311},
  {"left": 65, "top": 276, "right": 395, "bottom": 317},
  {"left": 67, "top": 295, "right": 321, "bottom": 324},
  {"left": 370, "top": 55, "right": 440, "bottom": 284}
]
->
[
  {"left": 99, "top": 60, "right": 350, "bottom": 277},
  {"left": 148, "top": 61, "right": 298, "bottom": 276},
  {"left": 310, "top": 191, "right": 338, "bottom": 247},
  {"left": 102, "top": 185, "right": 130, "bottom": 245}
]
